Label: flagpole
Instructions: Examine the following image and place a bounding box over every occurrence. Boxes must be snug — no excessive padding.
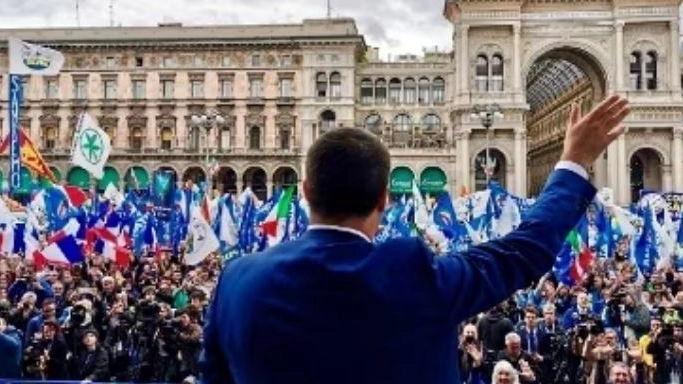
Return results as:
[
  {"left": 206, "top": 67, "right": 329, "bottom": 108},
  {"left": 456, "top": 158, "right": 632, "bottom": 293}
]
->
[{"left": 8, "top": 74, "right": 22, "bottom": 197}]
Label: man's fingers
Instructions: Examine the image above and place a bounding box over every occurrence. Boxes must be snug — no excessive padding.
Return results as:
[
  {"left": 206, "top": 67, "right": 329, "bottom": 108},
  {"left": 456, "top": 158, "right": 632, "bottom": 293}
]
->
[
  {"left": 603, "top": 106, "right": 631, "bottom": 131},
  {"left": 583, "top": 95, "right": 623, "bottom": 122},
  {"left": 599, "top": 99, "right": 629, "bottom": 127},
  {"left": 605, "top": 125, "right": 627, "bottom": 143}
]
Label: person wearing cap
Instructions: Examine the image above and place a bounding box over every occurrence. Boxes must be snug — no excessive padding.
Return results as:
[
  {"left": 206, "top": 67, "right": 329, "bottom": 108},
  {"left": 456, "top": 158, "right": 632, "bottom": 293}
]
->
[{"left": 70, "top": 329, "right": 109, "bottom": 382}]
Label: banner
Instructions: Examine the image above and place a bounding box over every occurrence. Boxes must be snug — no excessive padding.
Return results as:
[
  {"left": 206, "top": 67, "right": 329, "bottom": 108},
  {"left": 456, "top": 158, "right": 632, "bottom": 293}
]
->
[
  {"left": 184, "top": 207, "right": 219, "bottom": 266},
  {"left": 70, "top": 113, "right": 111, "bottom": 179},
  {"left": 8, "top": 75, "right": 22, "bottom": 194},
  {"left": 8, "top": 37, "right": 64, "bottom": 75}
]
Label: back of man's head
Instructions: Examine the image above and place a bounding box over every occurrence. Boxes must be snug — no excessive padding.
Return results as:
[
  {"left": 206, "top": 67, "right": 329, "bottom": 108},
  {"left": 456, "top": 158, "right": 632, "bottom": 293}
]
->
[{"left": 305, "top": 128, "right": 390, "bottom": 219}]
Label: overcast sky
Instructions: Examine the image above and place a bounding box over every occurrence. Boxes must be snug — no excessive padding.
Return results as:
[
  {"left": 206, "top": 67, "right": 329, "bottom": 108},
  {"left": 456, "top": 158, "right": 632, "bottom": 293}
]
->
[{"left": 0, "top": 0, "right": 453, "bottom": 59}]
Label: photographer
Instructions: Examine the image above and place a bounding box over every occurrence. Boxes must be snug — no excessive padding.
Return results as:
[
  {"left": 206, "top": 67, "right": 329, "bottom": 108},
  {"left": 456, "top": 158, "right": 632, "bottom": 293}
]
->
[
  {"left": 458, "top": 324, "right": 484, "bottom": 384},
  {"left": 70, "top": 329, "right": 109, "bottom": 382},
  {"left": 647, "top": 321, "right": 683, "bottom": 384},
  {"left": 537, "top": 303, "right": 566, "bottom": 384},
  {"left": 35, "top": 320, "right": 68, "bottom": 380},
  {"left": 103, "top": 300, "right": 134, "bottom": 381},
  {"left": 177, "top": 306, "right": 202, "bottom": 381}
]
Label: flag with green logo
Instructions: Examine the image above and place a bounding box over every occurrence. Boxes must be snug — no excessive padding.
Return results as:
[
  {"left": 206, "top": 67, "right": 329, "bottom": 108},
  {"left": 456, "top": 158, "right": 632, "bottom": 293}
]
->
[{"left": 70, "top": 112, "right": 111, "bottom": 179}]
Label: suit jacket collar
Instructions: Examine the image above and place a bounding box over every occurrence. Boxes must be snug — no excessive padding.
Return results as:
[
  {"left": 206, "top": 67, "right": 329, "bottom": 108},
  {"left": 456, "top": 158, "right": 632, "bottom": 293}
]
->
[{"left": 307, "top": 224, "right": 372, "bottom": 243}]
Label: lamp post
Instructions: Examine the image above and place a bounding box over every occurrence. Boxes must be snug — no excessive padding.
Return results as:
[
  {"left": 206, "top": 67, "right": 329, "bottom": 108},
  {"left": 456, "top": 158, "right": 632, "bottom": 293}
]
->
[
  {"left": 470, "top": 104, "right": 504, "bottom": 186},
  {"left": 191, "top": 110, "right": 225, "bottom": 197}
]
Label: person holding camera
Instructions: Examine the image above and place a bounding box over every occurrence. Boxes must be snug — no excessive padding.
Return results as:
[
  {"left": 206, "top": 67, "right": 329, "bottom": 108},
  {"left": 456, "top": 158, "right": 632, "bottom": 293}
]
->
[
  {"left": 177, "top": 307, "right": 203, "bottom": 381},
  {"left": 36, "top": 320, "right": 68, "bottom": 380},
  {"left": 70, "top": 329, "right": 109, "bottom": 382},
  {"left": 459, "top": 323, "right": 484, "bottom": 384},
  {"left": 536, "top": 303, "right": 565, "bottom": 384},
  {"left": 646, "top": 321, "right": 683, "bottom": 384}
]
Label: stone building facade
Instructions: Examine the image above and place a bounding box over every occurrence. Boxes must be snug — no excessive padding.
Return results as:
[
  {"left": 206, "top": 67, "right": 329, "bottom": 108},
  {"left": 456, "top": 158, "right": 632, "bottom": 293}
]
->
[{"left": 0, "top": 1, "right": 681, "bottom": 206}]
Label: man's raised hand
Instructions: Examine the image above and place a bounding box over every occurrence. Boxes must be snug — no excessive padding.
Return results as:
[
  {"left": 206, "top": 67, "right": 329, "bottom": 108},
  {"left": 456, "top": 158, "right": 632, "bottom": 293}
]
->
[{"left": 560, "top": 95, "right": 630, "bottom": 171}]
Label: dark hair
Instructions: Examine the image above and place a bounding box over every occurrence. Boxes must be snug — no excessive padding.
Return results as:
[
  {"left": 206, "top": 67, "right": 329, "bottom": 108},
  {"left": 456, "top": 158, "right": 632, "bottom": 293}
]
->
[
  {"left": 305, "top": 128, "right": 390, "bottom": 219},
  {"left": 524, "top": 305, "right": 537, "bottom": 316}
]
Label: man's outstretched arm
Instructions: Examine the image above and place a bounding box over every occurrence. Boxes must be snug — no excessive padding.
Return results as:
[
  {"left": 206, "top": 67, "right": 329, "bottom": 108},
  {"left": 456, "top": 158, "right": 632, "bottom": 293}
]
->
[{"left": 434, "top": 95, "right": 630, "bottom": 322}]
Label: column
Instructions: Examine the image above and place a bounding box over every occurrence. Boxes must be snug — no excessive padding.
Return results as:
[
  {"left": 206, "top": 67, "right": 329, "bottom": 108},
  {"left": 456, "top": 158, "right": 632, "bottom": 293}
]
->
[
  {"left": 514, "top": 129, "right": 527, "bottom": 197},
  {"left": 673, "top": 127, "right": 683, "bottom": 190},
  {"left": 513, "top": 23, "right": 522, "bottom": 93},
  {"left": 617, "top": 135, "right": 629, "bottom": 206},
  {"left": 672, "top": 20, "right": 681, "bottom": 93},
  {"left": 663, "top": 165, "right": 673, "bottom": 192},
  {"left": 458, "top": 129, "right": 471, "bottom": 192},
  {"left": 607, "top": 142, "right": 618, "bottom": 190},
  {"left": 460, "top": 24, "right": 470, "bottom": 95},
  {"left": 615, "top": 21, "right": 625, "bottom": 92}
]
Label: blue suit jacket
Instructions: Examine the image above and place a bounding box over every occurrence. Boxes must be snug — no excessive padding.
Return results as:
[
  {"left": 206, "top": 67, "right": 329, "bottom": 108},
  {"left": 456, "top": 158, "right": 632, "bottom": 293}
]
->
[{"left": 200, "top": 169, "right": 596, "bottom": 384}]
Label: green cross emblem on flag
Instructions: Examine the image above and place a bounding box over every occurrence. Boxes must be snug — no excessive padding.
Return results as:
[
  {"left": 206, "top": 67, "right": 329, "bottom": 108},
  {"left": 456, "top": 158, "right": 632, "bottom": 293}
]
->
[{"left": 79, "top": 128, "right": 104, "bottom": 165}]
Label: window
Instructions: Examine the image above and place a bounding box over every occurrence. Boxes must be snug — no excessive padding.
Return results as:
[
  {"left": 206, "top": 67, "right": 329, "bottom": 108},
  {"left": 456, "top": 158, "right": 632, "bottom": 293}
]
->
[
  {"left": 389, "top": 78, "right": 401, "bottom": 104},
  {"left": 320, "top": 110, "right": 336, "bottom": 132},
  {"left": 645, "top": 51, "right": 657, "bottom": 90},
  {"left": 280, "top": 79, "right": 292, "bottom": 97},
  {"left": 220, "top": 79, "right": 233, "bottom": 98},
  {"left": 432, "top": 77, "right": 445, "bottom": 103},
  {"left": 491, "top": 55, "right": 504, "bottom": 91},
  {"left": 251, "top": 54, "right": 261, "bottom": 67},
  {"left": 161, "top": 127, "right": 173, "bottom": 150},
  {"left": 162, "top": 57, "right": 175, "bottom": 68},
  {"left": 280, "top": 55, "right": 292, "bottom": 67},
  {"left": 135, "top": 56, "right": 144, "bottom": 67},
  {"left": 279, "top": 128, "right": 291, "bottom": 150},
  {"left": 219, "top": 128, "right": 231, "bottom": 151},
  {"left": 360, "top": 78, "right": 373, "bottom": 104},
  {"left": 45, "top": 79, "right": 58, "bottom": 99},
  {"left": 249, "top": 78, "right": 263, "bottom": 97},
  {"left": 404, "top": 78, "right": 416, "bottom": 104},
  {"left": 132, "top": 80, "right": 146, "bottom": 99},
  {"left": 392, "top": 114, "right": 412, "bottom": 132},
  {"left": 316, "top": 72, "right": 327, "bottom": 98},
  {"left": 221, "top": 55, "right": 231, "bottom": 67},
  {"left": 375, "top": 78, "right": 387, "bottom": 104},
  {"left": 476, "top": 55, "right": 489, "bottom": 92},
  {"left": 43, "top": 127, "right": 57, "bottom": 150},
  {"left": 630, "top": 52, "right": 642, "bottom": 90},
  {"left": 73, "top": 79, "right": 87, "bottom": 100},
  {"left": 249, "top": 126, "right": 261, "bottom": 150},
  {"left": 103, "top": 80, "right": 117, "bottom": 99},
  {"left": 330, "top": 72, "right": 341, "bottom": 98},
  {"left": 418, "top": 77, "right": 430, "bottom": 105},
  {"left": 105, "top": 57, "right": 116, "bottom": 69},
  {"left": 104, "top": 126, "right": 115, "bottom": 144},
  {"left": 422, "top": 114, "right": 441, "bottom": 131},
  {"left": 364, "top": 113, "right": 382, "bottom": 134},
  {"left": 161, "top": 80, "right": 174, "bottom": 99},
  {"left": 189, "top": 126, "right": 200, "bottom": 151},
  {"left": 130, "top": 127, "right": 143, "bottom": 151},
  {"left": 191, "top": 80, "right": 204, "bottom": 98}
]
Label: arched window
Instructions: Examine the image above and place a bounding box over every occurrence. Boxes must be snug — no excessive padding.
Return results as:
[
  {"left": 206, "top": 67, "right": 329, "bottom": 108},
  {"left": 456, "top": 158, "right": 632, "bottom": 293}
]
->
[
  {"left": 491, "top": 54, "right": 504, "bottom": 91},
  {"left": 422, "top": 114, "right": 441, "bottom": 131},
  {"left": 630, "top": 51, "right": 642, "bottom": 90},
  {"left": 320, "top": 110, "right": 336, "bottom": 132},
  {"left": 43, "top": 126, "right": 57, "bottom": 150},
  {"left": 418, "top": 77, "right": 430, "bottom": 105},
  {"left": 432, "top": 77, "right": 445, "bottom": 103},
  {"left": 316, "top": 72, "right": 327, "bottom": 98},
  {"left": 392, "top": 114, "right": 412, "bottom": 132},
  {"left": 474, "top": 148, "right": 506, "bottom": 191},
  {"left": 360, "top": 78, "right": 373, "bottom": 104},
  {"left": 330, "top": 72, "right": 341, "bottom": 98},
  {"left": 404, "top": 78, "right": 416, "bottom": 104},
  {"left": 475, "top": 55, "right": 489, "bottom": 92},
  {"left": 364, "top": 113, "right": 382, "bottom": 134},
  {"left": 630, "top": 148, "right": 663, "bottom": 202},
  {"left": 160, "top": 127, "right": 173, "bottom": 150},
  {"left": 249, "top": 126, "right": 261, "bottom": 150},
  {"left": 645, "top": 51, "right": 657, "bottom": 90},
  {"left": 375, "top": 78, "right": 387, "bottom": 104},
  {"left": 389, "top": 78, "right": 402, "bottom": 104}
]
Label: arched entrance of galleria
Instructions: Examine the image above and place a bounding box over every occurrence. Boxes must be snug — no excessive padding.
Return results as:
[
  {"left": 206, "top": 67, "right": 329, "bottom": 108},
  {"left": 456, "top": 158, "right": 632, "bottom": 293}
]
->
[{"left": 525, "top": 46, "right": 607, "bottom": 196}]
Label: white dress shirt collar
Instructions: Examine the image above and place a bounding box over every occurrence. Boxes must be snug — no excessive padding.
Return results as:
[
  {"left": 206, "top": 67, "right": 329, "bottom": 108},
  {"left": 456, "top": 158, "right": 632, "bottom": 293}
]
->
[{"left": 307, "top": 224, "right": 372, "bottom": 243}]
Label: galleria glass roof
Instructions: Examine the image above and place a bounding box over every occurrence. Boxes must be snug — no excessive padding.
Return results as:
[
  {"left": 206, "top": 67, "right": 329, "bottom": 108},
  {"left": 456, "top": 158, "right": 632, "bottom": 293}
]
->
[{"left": 526, "top": 58, "right": 587, "bottom": 111}]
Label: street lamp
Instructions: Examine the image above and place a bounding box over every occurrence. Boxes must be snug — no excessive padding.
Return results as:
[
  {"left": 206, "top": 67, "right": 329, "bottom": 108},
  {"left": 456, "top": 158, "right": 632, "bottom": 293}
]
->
[
  {"left": 191, "top": 110, "right": 225, "bottom": 197},
  {"left": 470, "top": 104, "right": 504, "bottom": 186}
]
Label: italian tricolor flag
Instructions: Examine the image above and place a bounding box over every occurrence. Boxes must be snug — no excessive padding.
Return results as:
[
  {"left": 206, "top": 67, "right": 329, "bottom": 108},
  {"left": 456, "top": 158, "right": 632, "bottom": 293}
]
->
[
  {"left": 261, "top": 186, "right": 294, "bottom": 245},
  {"left": 567, "top": 228, "right": 595, "bottom": 283}
]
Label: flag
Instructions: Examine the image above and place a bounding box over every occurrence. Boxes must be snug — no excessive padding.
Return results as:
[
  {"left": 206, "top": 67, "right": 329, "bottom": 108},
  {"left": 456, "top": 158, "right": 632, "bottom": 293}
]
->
[
  {"left": 0, "top": 129, "right": 56, "bottom": 183},
  {"left": 39, "top": 233, "right": 84, "bottom": 266},
  {"left": 8, "top": 38, "right": 64, "bottom": 75},
  {"left": 567, "top": 219, "right": 595, "bottom": 283},
  {"left": 70, "top": 113, "right": 111, "bottom": 179},
  {"left": 260, "top": 186, "right": 294, "bottom": 244},
  {"left": 184, "top": 207, "right": 219, "bottom": 266},
  {"left": 217, "top": 197, "right": 239, "bottom": 248}
]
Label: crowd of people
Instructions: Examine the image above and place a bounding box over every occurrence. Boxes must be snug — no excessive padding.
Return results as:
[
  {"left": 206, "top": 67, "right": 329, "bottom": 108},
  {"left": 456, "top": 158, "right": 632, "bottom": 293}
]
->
[
  {"left": 0, "top": 251, "right": 218, "bottom": 383},
  {"left": 458, "top": 252, "right": 683, "bottom": 384}
]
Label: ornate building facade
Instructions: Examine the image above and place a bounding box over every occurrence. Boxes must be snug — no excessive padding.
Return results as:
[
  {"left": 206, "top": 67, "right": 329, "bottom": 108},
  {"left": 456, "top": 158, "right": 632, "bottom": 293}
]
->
[{"left": 0, "top": 0, "right": 682, "bottom": 206}]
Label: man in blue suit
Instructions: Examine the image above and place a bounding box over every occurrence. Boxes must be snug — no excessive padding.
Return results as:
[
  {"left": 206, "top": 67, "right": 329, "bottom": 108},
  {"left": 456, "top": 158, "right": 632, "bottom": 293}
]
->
[{"left": 200, "top": 95, "right": 630, "bottom": 384}]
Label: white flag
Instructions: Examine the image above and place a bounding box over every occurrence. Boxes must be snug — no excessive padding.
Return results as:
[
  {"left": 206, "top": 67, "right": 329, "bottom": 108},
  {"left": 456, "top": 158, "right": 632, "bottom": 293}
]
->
[
  {"left": 8, "top": 38, "right": 64, "bottom": 76},
  {"left": 71, "top": 113, "right": 111, "bottom": 179},
  {"left": 184, "top": 207, "right": 220, "bottom": 266}
]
